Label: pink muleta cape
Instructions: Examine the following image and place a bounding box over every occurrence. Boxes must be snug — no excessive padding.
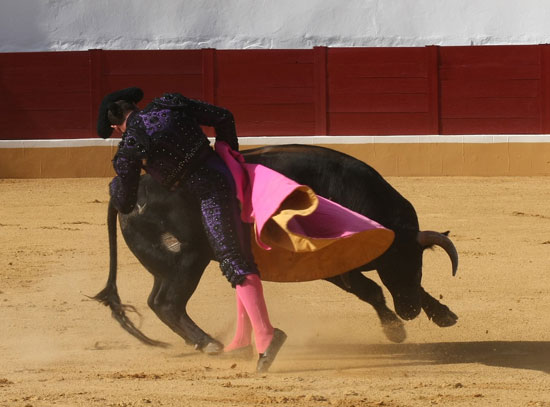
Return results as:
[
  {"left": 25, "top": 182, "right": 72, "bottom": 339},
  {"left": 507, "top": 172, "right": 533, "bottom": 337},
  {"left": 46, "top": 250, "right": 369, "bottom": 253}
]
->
[{"left": 215, "top": 142, "right": 395, "bottom": 282}]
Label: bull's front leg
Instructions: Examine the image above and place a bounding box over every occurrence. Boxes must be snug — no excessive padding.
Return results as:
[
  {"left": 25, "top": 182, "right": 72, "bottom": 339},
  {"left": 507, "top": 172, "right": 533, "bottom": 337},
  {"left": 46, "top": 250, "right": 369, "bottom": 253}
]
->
[
  {"left": 420, "top": 287, "right": 458, "bottom": 327},
  {"left": 147, "top": 260, "right": 224, "bottom": 355},
  {"left": 326, "top": 271, "right": 406, "bottom": 343}
]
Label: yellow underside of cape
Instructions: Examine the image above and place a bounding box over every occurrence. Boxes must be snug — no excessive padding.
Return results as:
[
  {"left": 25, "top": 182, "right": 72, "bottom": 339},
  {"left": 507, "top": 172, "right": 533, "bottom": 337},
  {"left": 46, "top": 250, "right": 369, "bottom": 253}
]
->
[{"left": 251, "top": 186, "right": 395, "bottom": 282}]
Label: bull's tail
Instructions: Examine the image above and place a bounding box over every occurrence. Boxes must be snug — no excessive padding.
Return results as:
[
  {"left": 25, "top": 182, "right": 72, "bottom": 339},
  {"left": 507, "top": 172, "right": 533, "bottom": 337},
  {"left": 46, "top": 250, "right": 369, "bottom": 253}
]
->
[{"left": 91, "top": 200, "right": 169, "bottom": 347}]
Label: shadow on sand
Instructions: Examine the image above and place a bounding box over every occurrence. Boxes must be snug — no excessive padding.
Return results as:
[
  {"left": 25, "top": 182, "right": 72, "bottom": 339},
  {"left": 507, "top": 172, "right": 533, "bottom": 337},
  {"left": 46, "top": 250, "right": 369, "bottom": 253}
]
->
[{"left": 285, "top": 341, "right": 550, "bottom": 374}]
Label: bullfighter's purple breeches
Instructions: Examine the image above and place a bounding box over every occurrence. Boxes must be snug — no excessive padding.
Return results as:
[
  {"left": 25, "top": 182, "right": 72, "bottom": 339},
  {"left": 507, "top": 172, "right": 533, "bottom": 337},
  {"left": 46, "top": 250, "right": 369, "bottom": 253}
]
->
[{"left": 182, "top": 153, "right": 258, "bottom": 287}]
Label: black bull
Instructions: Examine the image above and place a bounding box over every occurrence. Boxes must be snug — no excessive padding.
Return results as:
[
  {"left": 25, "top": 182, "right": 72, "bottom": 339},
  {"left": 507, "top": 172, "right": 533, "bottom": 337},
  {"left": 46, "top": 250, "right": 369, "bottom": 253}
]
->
[{"left": 93, "top": 144, "right": 459, "bottom": 353}]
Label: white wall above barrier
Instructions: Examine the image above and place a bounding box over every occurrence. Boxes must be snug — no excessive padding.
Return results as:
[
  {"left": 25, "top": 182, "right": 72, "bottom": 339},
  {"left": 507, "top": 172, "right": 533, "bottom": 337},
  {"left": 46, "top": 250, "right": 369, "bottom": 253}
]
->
[{"left": 2, "top": 0, "right": 550, "bottom": 52}]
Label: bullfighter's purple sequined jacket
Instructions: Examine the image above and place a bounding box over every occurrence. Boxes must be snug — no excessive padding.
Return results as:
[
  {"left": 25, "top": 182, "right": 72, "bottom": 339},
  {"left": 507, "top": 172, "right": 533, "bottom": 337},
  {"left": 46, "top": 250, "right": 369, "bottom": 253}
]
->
[{"left": 109, "top": 93, "right": 238, "bottom": 214}]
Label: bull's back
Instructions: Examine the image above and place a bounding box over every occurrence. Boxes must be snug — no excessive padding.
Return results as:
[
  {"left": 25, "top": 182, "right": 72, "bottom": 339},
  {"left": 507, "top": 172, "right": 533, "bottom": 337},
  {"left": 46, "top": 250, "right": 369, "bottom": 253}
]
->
[{"left": 242, "top": 144, "right": 418, "bottom": 231}]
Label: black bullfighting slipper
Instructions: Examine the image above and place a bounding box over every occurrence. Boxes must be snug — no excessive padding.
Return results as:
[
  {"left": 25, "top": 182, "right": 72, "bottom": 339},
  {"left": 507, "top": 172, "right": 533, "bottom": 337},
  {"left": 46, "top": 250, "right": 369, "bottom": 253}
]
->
[
  {"left": 256, "top": 328, "right": 287, "bottom": 373},
  {"left": 220, "top": 345, "right": 254, "bottom": 360}
]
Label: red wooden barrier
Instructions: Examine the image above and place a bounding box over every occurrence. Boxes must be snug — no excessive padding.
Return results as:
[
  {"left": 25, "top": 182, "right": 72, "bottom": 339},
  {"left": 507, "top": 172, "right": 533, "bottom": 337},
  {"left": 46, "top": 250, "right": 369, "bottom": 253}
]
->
[
  {"left": 1, "top": 45, "right": 549, "bottom": 140},
  {"left": 439, "top": 45, "right": 541, "bottom": 134},
  {"left": 215, "top": 49, "right": 316, "bottom": 136},
  {"left": 327, "top": 47, "right": 433, "bottom": 135},
  {"left": 0, "top": 51, "right": 91, "bottom": 139}
]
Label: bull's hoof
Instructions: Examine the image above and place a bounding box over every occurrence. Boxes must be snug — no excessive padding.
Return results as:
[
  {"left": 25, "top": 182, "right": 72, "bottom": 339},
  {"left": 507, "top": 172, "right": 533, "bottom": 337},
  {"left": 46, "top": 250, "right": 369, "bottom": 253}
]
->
[
  {"left": 382, "top": 319, "right": 407, "bottom": 343},
  {"left": 430, "top": 309, "right": 459, "bottom": 327},
  {"left": 201, "top": 339, "right": 224, "bottom": 355}
]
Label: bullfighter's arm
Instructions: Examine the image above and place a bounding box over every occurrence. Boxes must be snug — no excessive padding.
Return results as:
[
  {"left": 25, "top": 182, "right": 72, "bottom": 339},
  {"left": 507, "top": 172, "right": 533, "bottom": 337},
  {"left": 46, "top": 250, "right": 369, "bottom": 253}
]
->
[
  {"left": 109, "top": 134, "right": 145, "bottom": 214},
  {"left": 185, "top": 97, "right": 239, "bottom": 151}
]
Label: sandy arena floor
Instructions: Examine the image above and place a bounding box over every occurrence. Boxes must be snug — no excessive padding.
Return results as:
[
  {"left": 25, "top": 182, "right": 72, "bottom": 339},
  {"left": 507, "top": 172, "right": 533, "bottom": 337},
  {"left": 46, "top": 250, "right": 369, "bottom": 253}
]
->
[{"left": 1, "top": 176, "right": 549, "bottom": 407}]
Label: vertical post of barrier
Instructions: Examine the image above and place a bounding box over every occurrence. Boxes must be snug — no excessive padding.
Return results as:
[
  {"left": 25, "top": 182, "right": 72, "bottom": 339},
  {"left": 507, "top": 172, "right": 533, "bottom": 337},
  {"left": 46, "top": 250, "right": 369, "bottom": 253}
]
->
[
  {"left": 539, "top": 44, "right": 550, "bottom": 134},
  {"left": 202, "top": 48, "right": 216, "bottom": 104},
  {"left": 427, "top": 45, "right": 441, "bottom": 135},
  {"left": 314, "top": 46, "right": 328, "bottom": 136},
  {"left": 89, "top": 49, "right": 103, "bottom": 138}
]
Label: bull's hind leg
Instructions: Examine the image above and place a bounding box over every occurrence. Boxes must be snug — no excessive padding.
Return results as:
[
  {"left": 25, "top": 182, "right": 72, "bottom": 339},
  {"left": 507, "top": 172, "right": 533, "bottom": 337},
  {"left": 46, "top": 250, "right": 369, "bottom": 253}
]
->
[
  {"left": 147, "top": 257, "right": 224, "bottom": 355},
  {"left": 326, "top": 271, "right": 406, "bottom": 343},
  {"left": 421, "top": 287, "right": 458, "bottom": 327}
]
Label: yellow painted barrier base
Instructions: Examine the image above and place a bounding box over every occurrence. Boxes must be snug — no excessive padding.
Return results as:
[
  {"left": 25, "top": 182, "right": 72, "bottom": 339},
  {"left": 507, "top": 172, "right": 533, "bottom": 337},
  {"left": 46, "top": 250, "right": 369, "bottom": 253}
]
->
[{"left": 2, "top": 139, "right": 550, "bottom": 178}]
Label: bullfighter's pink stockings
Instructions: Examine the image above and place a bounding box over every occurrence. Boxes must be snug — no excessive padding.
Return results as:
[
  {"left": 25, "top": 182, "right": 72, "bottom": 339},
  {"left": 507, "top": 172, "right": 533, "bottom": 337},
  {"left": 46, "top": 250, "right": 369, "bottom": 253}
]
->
[
  {"left": 225, "top": 274, "right": 274, "bottom": 354},
  {"left": 224, "top": 293, "right": 252, "bottom": 351}
]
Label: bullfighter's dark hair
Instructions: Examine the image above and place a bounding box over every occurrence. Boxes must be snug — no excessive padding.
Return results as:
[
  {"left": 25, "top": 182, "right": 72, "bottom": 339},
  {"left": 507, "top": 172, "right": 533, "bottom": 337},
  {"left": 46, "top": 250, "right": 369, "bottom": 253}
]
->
[
  {"left": 107, "top": 100, "right": 138, "bottom": 126},
  {"left": 97, "top": 87, "right": 144, "bottom": 139}
]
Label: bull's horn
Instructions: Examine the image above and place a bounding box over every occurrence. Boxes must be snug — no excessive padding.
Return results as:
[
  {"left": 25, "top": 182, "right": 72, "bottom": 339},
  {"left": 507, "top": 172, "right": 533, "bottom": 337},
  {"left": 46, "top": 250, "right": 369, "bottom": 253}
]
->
[{"left": 417, "top": 231, "right": 459, "bottom": 276}]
